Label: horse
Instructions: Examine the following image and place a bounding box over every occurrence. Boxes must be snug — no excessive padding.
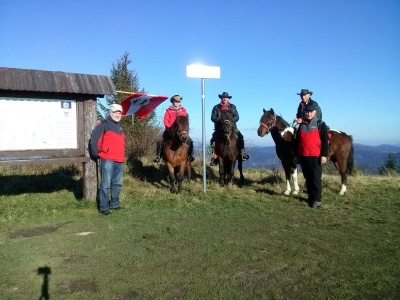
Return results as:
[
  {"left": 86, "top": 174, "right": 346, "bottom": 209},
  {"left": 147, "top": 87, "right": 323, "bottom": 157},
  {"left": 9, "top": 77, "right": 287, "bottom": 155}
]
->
[
  {"left": 257, "top": 108, "right": 354, "bottom": 196},
  {"left": 214, "top": 109, "right": 244, "bottom": 186},
  {"left": 162, "top": 115, "right": 191, "bottom": 193}
]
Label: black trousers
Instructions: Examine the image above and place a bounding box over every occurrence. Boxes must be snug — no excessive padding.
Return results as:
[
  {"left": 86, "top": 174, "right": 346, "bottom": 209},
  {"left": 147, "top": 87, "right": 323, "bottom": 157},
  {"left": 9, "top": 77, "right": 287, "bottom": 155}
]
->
[{"left": 299, "top": 156, "right": 322, "bottom": 203}]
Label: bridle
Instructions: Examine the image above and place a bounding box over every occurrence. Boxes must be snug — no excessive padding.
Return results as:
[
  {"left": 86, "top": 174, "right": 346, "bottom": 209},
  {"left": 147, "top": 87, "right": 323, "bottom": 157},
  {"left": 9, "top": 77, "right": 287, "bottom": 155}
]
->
[{"left": 259, "top": 113, "right": 277, "bottom": 133}]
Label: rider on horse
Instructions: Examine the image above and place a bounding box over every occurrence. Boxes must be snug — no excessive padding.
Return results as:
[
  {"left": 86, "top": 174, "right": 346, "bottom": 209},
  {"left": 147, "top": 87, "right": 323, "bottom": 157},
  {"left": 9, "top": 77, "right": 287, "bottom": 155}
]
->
[
  {"left": 210, "top": 92, "right": 249, "bottom": 166},
  {"left": 153, "top": 95, "right": 195, "bottom": 163},
  {"left": 293, "top": 89, "right": 323, "bottom": 134}
]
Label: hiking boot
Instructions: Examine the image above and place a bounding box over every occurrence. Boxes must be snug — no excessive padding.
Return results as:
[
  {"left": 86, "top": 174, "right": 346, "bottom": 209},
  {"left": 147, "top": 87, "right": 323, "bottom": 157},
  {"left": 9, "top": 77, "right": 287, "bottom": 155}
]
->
[
  {"left": 110, "top": 206, "right": 123, "bottom": 210},
  {"left": 210, "top": 158, "right": 218, "bottom": 166},
  {"left": 311, "top": 202, "right": 322, "bottom": 209},
  {"left": 153, "top": 156, "right": 161, "bottom": 163},
  {"left": 188, "top": 155, "right": 195, "bottom": 163},
  {"left": 241, "top": 152, "right": 249, "bottom": 161},
  {"left": 99, "top": 209, "right": 111, "bottom": 216}
]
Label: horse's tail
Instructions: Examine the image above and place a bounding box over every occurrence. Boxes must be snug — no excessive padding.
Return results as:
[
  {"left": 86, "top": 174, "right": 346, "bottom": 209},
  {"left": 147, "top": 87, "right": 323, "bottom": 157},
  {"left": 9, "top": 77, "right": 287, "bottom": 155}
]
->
[{"left": 346, "top": 135, "right": 355, "bottom": 175}]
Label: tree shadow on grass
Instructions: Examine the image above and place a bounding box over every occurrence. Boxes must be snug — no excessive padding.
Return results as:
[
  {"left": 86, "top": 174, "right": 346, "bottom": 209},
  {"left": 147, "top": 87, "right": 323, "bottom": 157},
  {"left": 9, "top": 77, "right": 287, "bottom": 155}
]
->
[{"left": 0, "top": 165, "right": 83, "bottom": 199}]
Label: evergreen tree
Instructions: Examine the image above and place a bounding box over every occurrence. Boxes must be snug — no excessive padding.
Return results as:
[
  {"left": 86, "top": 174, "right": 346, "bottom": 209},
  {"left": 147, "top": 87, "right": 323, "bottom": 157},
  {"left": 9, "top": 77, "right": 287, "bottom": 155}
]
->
[
  {"left": 379, "top": 151, "right": 398, "bottom": 175},
  {"left": 99, "top": 52, "right": 162, "bottom": 160}
]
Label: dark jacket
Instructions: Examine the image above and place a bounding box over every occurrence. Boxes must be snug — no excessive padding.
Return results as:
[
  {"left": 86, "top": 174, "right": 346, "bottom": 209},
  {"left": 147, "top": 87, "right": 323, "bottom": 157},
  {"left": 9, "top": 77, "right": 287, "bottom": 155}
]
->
[
  {"left": 89, "top": 115, "right": 125, "bottom": 162},
  {"left": 294, "top": 116, "right": 329, "bottom": 158},
  {"left": 296, "top": 98, "right": 322, "bottom": 121},
  {"left": 211, "top": 103, "right": 239, "bottom": 130}
]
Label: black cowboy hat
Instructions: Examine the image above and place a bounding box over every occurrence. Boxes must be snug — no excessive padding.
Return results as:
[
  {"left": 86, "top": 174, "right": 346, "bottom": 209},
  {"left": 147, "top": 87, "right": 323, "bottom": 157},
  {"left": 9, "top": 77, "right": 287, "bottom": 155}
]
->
[
  {"left": 297, "top": 89, "right": 313, "bottom": 96},
  {"left": 170, "top": 95, "right": 183, "bottom": 103},
  {"left": 305, "top": 102, "right": 318, "bottom": 111},
  {"left": 218, "top": 92, "right": 232, "bottom": 99}
]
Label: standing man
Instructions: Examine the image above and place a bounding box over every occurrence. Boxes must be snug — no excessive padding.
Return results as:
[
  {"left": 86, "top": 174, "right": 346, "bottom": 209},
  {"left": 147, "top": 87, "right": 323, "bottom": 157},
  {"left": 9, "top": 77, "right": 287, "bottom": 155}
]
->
[
  {"left": 89, "top": 103, "right": 125, "bottom": 216},
  {"left": 210, "top": 92, "right": 249, "bottom": 166},
  {"left": 294, "top": 102, "right": 329, "bottom": 208},
  {"left": 293, "top": 89, "right": 322, "bottom": 127}
]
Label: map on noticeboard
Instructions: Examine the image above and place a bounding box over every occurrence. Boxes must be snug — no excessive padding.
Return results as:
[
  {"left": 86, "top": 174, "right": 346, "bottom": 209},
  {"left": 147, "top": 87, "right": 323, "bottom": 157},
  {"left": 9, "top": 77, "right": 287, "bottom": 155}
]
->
[{"left": 0, "top": 97, "right": 78, "bottom": 151}]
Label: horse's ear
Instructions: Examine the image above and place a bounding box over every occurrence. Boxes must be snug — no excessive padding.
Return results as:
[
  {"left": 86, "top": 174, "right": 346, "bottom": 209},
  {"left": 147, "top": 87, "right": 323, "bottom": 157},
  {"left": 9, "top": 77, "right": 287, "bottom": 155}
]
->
[
  {"left": 270, "top": 108, "right": 274, "bottom": 114},
  {"left": 263, "top": 108, "right": 267, "bottom": 113}
]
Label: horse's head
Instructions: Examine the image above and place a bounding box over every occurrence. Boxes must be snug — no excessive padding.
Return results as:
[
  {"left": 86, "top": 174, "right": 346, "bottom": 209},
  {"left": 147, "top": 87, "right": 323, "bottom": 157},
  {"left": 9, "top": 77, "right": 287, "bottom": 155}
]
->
[
  {"left": 257, "top": 108, "right": 277, "bottom": 137},
  {"left": 220, "top": 110, "right": 235, "bottom": 135},
  {"left": 175, "top": 115, "right": 189, "bottom": 143}
]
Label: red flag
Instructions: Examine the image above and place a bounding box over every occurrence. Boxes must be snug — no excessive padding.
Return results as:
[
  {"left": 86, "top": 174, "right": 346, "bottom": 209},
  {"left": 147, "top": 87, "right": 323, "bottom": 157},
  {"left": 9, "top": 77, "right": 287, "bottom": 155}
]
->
[{"left": 120, "top": 93, "right": 168, "bottom": 119}]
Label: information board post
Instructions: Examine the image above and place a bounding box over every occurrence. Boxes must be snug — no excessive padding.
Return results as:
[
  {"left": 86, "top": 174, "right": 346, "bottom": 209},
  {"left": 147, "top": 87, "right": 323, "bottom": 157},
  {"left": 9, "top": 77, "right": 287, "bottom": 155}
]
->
[{"left": 186, "top": 65, "right": 220, "bottom": 193}]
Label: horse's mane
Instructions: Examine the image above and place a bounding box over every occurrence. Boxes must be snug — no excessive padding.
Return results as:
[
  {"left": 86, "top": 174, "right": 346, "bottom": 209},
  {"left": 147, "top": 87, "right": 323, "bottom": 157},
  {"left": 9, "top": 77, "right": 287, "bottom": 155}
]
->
[{"left": 175, "top": 115, "right": 189, "bottom": 128}]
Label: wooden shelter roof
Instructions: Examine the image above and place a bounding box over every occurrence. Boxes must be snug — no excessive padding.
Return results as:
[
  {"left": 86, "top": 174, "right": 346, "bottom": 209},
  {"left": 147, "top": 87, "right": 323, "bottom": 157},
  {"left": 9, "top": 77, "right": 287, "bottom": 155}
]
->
[{"left": 0, "top": 67, "right": 116, "bottom": 96}]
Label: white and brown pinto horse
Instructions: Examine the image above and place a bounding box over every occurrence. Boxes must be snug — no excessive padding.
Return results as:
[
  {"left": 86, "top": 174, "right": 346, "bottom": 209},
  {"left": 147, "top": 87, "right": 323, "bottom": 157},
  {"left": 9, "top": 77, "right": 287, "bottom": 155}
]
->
[{"left": 257, "top": 108, "right": 354, "bottom": 196}]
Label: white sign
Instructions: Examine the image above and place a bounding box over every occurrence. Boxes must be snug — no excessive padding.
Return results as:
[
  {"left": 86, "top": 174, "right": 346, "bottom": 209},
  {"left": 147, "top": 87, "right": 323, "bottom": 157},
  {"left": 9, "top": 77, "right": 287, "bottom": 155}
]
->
[
  {"left": 0, "top": 98, "right": 78, "bottom": 151},
  {"left": 186, "top": 65, "right": 221, "bottom": 78}
]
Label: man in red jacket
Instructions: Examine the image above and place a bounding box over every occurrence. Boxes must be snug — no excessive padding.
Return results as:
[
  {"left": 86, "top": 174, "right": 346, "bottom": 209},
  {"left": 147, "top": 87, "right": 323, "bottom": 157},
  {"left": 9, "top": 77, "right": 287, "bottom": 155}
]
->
[
  {"left": 89, "top": 103, "right": 125, "bottom": 215},
  {"left": 153, "top": 95, "right": 194, "bottom": 163},
  {"left": 294, "top": 102, "right": 329, "bottom": 208}
]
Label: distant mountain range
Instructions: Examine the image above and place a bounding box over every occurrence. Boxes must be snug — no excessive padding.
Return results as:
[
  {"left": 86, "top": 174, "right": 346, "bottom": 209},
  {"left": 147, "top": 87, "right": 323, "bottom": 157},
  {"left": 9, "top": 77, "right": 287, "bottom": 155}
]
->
[{"left": 195, "top": 143, "right": 400, "bottom": 174}]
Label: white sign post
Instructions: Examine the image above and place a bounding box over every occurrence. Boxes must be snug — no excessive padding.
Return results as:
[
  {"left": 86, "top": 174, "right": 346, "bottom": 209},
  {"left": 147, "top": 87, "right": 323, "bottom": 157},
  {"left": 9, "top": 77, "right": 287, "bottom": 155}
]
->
[{"left": 186, "top": 64, "right": 220, "bottom": 193}]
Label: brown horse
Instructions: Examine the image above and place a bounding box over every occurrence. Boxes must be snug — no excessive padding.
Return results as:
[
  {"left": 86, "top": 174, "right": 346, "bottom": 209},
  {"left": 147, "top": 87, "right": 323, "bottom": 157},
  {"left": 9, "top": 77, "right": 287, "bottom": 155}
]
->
[
  {"left": 214, "top": 110, "right": 244, "bottom": 186},
  {"left": 257, "top": 108, "right": 354, "bottom": 195},
  {"left": 162, "top": 115, "right": 191, "bottom": 193}
]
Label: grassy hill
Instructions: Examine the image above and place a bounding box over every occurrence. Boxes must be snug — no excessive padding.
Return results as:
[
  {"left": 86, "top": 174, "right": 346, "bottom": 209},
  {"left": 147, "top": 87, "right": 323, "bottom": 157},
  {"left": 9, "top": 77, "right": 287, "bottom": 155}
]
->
[{"left": 0, "top": 161, "right": 399, "bottom": 299}]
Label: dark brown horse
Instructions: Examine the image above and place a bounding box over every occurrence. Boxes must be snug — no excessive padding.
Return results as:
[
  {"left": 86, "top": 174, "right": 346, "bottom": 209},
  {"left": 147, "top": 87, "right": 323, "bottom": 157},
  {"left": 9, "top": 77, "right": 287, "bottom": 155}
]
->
[
  {"left": 257, "top": 108, "right": 354, "bottom": 195},
  {"left": 162, "top": 115, "right": 191, "bottom": 193},
  {"left": 214, "top": 110, "right": 244, "bottom": 186}
]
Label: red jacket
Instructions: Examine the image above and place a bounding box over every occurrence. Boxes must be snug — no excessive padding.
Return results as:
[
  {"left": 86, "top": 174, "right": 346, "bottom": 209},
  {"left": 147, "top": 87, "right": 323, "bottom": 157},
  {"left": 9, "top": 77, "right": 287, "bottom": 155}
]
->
[
  {"left": 89, "top": 116, "right": 125, "bottom": 162},
  {"left": 296, "top": 117, "right": 329, "bottom": 157},
  {"left": 164, "top": 106, "right": 187, "bottom": 128}
]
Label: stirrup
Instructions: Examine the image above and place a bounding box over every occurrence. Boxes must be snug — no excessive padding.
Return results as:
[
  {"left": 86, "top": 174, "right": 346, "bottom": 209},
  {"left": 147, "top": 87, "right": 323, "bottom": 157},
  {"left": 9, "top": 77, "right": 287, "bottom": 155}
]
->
[
  {"left": 210, "top": 158, "right": 218, "bottom": 166},
  {"left": 241, "top": 153, "right": 249, "bottom": 161},
  {"left": 153, "top": 156, "right": 161, "bottom": 163}
]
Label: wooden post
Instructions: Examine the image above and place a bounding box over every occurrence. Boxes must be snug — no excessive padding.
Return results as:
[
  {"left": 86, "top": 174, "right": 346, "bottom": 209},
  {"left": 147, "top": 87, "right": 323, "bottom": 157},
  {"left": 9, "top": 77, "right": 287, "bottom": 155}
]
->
[{"left": 83, "top": 96, "right": 98, "bottom": 201}]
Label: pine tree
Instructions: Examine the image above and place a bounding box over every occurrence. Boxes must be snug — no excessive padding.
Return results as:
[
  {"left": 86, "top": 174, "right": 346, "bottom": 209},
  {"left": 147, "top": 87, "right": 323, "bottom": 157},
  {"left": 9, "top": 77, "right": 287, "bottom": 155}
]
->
[
  {"left": 378, "top": 151, "right": 398, "bottom": 175},
  {"left": 100, "top": 52, "right": 162, "bottom": 160}
]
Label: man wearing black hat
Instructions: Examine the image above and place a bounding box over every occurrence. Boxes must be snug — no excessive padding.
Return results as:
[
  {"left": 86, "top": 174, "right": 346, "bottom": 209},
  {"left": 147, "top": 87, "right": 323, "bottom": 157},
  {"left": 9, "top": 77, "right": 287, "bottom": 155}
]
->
[
  {"left": 294, "top": 102, "right": 329, "bottom": 208},
  {"left": 209, "top": 92, "right": 249, "bottom": 166},
  {"left": 293, "top": 89, "right": 322, "bottom": 126}
]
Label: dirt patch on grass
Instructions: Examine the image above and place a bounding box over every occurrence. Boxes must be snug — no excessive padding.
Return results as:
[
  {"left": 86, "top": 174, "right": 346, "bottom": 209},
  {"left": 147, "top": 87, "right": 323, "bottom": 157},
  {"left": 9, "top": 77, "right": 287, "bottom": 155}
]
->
[
  {"left": 62, "top": 254, "right": 88, "bottom": 264},
  {"left": 9, "top": 221, "right": 73, "bottom": 239},
  {"left": 57, "top": 277, "right": 98, "bottom": 294}
]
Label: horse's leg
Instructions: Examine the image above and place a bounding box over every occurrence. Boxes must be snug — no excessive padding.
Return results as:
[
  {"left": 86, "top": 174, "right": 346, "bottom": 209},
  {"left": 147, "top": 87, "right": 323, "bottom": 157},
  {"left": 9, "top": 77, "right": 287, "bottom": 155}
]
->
[
  {"left": 283, "top": 163, "right": 292, "bottom": 195},
  {"left": 338, "top": 161, "right": 348, "bottom": 196},
  {"left": 166, "top": 162, "right": 176, "bottom": 193},
  {"left": 238, "top": 157, "right": 244, "bottom": 184},
  {"left": 218, "top": 158, "right": 225, "bottom": 187},
  {"left": 332, "top": 159, "right": 347, "bottom": 195},
  {"left": 291, "top": 168, "right": 299, "bottom": 195},
  {"left": 186, "top": 161, "right": 191, "bottom": 182},
  {"left": 228, "top": 160, "right": 235, "bottom": 184},
  {"left": 177, "top": 162, "right": 186, "bottom": 193}
]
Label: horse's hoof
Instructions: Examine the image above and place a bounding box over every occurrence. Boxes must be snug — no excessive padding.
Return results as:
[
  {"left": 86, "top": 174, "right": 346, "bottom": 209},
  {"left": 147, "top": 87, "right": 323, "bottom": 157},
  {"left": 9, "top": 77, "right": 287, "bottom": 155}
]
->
[
  {"left": 284, "top": 191, "right": 290, "bottom": 195},
  {"left": 293, "top": 190, "right": 299, "bottom": 195}
]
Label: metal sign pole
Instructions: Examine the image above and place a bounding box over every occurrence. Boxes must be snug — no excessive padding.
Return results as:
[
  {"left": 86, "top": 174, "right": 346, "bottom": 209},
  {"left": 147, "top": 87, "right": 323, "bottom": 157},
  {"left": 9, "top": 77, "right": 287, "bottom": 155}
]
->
[
  {"left": 201, "top": 78, "right": 206, "bottom": 193},
  {"left": 186, "top": 65, "right": 220, "bottom": 193}
]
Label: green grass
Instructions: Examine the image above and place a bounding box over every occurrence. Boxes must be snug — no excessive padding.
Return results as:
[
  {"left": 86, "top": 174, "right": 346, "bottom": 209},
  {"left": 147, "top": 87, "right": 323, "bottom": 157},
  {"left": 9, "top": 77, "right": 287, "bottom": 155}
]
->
[{"left": 0, "top": 162, "right": 399, "bottom": 299}]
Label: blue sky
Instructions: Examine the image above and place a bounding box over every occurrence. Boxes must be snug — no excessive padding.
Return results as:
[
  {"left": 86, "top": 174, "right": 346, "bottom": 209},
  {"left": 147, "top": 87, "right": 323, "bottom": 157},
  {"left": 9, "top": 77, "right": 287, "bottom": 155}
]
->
[{"left": 1, "top": 0, "right": 399, "bottom": 147}]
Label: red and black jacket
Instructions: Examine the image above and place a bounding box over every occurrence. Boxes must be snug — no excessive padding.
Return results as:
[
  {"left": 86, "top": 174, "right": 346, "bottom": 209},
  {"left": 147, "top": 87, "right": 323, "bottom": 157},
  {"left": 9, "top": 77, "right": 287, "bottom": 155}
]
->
[
  {"left": 295, "top": 117, "right": 329, "bottom": 158},
  {"left": 89, "top": 116, "right": 125, "bottom": 162}
]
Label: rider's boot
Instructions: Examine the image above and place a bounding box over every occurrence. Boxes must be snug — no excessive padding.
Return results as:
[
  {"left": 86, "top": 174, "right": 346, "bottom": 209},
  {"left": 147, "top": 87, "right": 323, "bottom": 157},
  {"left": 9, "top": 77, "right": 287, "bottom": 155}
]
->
[
  {"left": 210, "top": 142, "right": 218, "bottom": 166},
  {"left": 187, "top": 139, "right": 195, "bottom": 162},
  {"left": 240, "top": 149, "right": 249, "bottom": 161},
  {"left": 153, "top": 140, "right": 162, "bottom": 163}
]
